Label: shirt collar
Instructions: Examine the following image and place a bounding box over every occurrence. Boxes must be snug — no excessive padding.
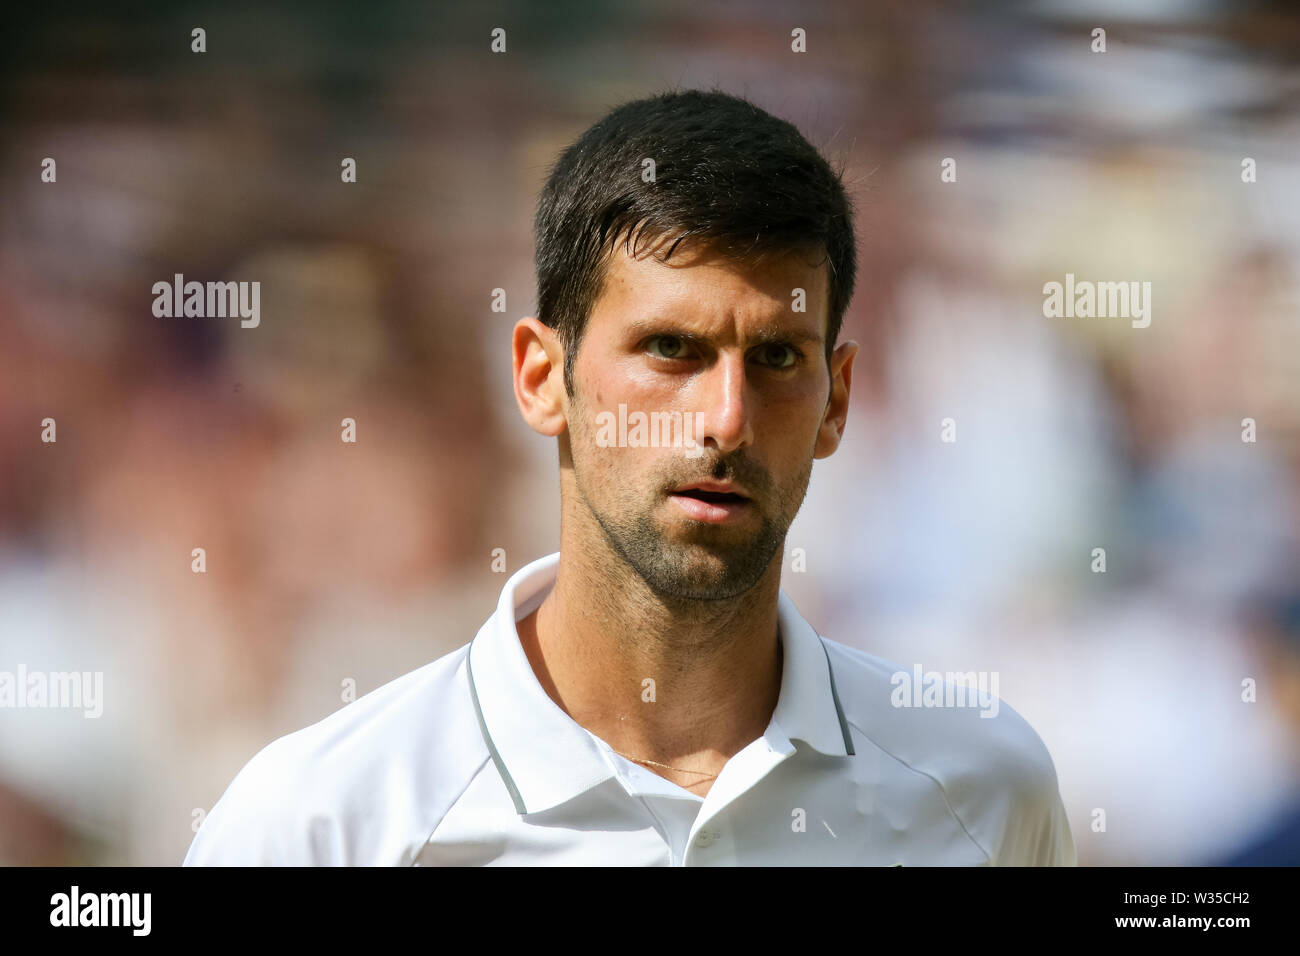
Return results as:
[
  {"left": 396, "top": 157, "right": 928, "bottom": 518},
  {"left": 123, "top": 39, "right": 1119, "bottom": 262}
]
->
[{"left": 467, "top": 551, "right": 854, "bottom": 816}]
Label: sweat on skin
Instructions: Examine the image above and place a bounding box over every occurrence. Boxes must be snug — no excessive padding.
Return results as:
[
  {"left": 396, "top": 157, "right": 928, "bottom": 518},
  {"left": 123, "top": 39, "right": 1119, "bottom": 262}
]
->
[{"left": 510, "top": 238, "right": 856, "bottom": 795}]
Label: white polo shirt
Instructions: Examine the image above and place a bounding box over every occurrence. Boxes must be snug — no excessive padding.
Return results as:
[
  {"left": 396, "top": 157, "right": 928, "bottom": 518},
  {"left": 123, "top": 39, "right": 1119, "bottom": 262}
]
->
[{"left": 184, "top": 552, "right": 1076, "bottom": 866}]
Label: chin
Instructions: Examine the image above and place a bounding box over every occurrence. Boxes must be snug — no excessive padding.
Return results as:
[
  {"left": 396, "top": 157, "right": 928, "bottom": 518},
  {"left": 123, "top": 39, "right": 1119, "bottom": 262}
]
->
[{"left": 646, "top": 545, "right": 767, "bottom": 599}]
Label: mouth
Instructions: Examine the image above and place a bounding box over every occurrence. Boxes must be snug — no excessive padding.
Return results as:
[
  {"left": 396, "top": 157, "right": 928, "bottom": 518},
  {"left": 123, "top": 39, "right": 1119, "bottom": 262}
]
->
[{"left": 668, "top": 484, "right": 753, "bottom": 523}]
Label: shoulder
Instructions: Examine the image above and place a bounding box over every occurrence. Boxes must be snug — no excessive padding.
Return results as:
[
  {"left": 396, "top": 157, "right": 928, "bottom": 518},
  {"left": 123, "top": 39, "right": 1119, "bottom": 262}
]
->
[
  {"left": 823, "top": 637, "right": 1076, "bottom": 865},
  {"left": 184, "top": 643, "right": 487, "bottom": 866}
]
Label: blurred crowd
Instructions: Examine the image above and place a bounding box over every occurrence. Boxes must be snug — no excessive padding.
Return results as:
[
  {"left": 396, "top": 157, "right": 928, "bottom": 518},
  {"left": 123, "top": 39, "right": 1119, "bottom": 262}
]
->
[{"left": 1, "top": 1, "right": 1298, "bottom": 864}]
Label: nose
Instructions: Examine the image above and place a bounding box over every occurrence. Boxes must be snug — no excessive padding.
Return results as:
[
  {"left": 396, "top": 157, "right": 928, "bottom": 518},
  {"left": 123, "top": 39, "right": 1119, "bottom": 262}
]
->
[{"left": 691, "top": 351, "right": 754, "bottom": 455}]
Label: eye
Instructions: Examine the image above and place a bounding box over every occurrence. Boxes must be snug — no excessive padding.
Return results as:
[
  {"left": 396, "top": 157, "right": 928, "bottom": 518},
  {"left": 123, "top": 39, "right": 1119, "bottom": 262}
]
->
[
  {"left": 646, "top": 335, "right": 691, "bottom": 359},
  {"left": 756, "top": 343, "right": 798, "bottom": 369}
]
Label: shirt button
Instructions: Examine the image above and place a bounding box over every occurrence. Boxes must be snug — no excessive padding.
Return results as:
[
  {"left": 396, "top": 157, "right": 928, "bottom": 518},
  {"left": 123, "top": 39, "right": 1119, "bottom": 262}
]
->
[{"left": 695, "top": 828, "right": 718, "bottom": 848}]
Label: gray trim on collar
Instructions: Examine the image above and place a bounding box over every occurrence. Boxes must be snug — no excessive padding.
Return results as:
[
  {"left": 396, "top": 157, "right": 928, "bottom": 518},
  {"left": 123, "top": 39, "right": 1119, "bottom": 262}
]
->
[
  {"left": 466, "top": 639, "right": 529, "bottom": 815},
  {"left": 819, "top": 636, "right": 856, "bottom": 755}
]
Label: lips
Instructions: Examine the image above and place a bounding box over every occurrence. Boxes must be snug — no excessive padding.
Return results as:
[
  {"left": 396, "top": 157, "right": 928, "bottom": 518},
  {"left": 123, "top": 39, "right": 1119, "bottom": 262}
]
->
[
  {"left": 668, "top": 482, "right": 752, "bottom": 523},
  {"left": 670, "top": 481, "right": 750, "bottom": 502}
]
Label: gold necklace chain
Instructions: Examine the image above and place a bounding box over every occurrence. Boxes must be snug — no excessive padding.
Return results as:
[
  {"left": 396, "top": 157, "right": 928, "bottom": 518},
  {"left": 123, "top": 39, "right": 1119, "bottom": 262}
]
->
[{"left": 611, "top": 749, "right": 719, "bottom": 778}]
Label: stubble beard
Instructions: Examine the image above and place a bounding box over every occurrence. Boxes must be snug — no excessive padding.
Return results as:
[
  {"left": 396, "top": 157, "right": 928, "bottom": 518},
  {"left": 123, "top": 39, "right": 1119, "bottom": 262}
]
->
[{"left": 568, "top": 394, "right": 813, "bottom": 603}]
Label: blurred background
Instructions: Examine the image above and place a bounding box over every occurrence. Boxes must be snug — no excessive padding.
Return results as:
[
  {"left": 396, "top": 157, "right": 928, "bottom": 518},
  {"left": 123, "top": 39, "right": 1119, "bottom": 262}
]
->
[{"left": 1, "top": 0, "right": 1298, "bottom": 865}]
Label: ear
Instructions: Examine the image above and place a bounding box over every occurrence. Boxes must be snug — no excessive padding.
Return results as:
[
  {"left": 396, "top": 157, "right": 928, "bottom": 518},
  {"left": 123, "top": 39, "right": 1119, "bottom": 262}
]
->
[
  {"left": 513, "top": 317, "right": 567, "bottom": 437},
  {"left": 813, "top": 340, "right": 858, "bottom": 459}
]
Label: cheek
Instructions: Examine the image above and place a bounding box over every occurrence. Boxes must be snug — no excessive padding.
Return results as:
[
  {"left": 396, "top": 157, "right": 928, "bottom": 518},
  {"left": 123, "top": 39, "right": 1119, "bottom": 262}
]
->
[
  {"left": 570, "top": 402, "right": 647, "bottom": 486},
  {"left": 759, "top": 391, "right": 824, "bottom": 448},
  {"left": 759, "top": 402, "right": 823, "bottom": 493}
]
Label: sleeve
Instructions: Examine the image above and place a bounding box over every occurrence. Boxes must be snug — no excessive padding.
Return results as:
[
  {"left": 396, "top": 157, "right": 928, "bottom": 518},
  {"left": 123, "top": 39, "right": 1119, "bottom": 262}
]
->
[
  {"left": 183, "top": 741, "right": 333, "bottom": 866},
  {"left": 937, "top": 699, "right": 1077, "bottom": 866},
  {"left": 991, "top": 740, "right": 1077, "bottom": 866},
  {"left": 1026, "top": 781, "right": 1077, "bottom": 866}
]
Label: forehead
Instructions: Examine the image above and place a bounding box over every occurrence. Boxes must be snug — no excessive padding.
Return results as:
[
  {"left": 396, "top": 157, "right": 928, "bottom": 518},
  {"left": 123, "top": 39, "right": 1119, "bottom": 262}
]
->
[{"left": 590, "top": 238, "right": 829, "bottom": 335}]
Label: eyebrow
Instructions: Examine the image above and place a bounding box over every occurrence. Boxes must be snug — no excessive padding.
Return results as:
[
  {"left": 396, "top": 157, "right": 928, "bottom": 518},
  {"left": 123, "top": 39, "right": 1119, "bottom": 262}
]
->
[{"left": 624, "top": 317, "right": 823, "bottom": 347}]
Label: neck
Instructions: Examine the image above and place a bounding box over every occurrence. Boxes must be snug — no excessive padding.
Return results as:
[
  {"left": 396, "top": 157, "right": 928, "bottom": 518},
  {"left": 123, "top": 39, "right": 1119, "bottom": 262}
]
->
[{"left": 516, "top": 529, "right": 785, "bottom": 792}]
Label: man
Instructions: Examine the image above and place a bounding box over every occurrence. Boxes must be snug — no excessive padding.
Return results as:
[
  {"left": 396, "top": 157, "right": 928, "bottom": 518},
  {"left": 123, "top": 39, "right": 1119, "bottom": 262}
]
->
[{"left": 185, "top": 89, "right": 1075, "bottom": 866}]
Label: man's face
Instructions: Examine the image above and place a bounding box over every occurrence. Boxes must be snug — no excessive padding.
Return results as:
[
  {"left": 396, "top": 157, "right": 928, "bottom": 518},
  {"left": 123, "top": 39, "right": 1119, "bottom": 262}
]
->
[{"left": 562, "top": 238, "right": 848, "bottom": 602}]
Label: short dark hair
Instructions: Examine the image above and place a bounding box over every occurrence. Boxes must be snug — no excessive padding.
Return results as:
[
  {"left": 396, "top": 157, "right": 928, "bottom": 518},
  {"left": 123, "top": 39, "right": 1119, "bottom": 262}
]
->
[{"left": 533, "top": 88, "right": 857, "bottom": 396}]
